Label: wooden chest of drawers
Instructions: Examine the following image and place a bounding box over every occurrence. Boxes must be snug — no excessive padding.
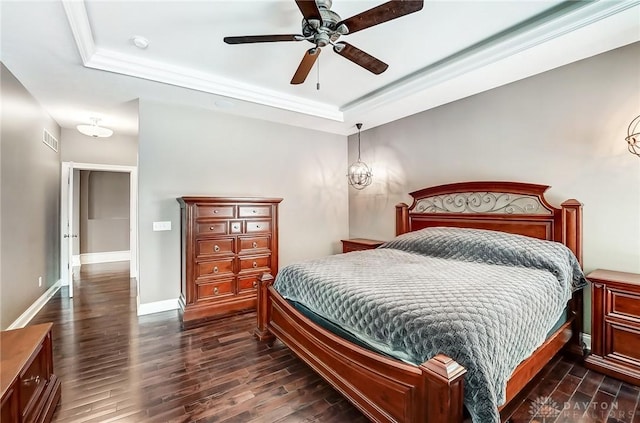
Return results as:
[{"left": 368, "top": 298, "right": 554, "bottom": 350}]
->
[
  {"left": 1, "top": 323, "right": 61, "bottom": 423},
  {"left": 585, "top": 269, "right": 640, "bottom": 385},
  {"left": 178, "top": 197, "right": 282, "bottom": 326}
]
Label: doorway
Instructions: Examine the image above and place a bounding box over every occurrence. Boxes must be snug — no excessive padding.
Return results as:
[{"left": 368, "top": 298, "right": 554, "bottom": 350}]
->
[{"left": 60, "top": 162, "right": 138, "bottom": 299}]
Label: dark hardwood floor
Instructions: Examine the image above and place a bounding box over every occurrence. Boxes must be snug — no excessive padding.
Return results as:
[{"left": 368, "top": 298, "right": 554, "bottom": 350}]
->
[{"left": 29, "top": 263, "right": 639, "bottom": 423}]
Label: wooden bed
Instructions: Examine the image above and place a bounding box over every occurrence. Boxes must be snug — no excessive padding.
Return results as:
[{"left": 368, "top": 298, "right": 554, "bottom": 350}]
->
[{"left": 255, "top": 181, "right": 584, "bottom": 423}]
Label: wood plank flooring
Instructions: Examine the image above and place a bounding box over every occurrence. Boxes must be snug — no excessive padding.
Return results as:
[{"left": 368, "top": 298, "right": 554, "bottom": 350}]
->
[{"left": 28, "top": 263, "right": 639, "bottom": 423}]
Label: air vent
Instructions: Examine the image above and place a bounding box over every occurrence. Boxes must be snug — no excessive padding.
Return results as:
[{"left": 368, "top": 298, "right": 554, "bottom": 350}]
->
[{"left": 42, "top": 129, "right": 59, "bottom": 152}]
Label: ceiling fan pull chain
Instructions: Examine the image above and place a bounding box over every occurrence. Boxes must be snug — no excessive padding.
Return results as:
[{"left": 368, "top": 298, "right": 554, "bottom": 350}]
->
[{"left": 316, "top": 54, "right": 321, "bottom": 91}]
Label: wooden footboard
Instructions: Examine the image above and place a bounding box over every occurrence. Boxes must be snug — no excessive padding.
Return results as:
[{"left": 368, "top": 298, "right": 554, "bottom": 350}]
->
[
  {"left": 256, "top": 273, "right": 581, "bottom": 423},
  {"left": 256, "top": 273, "right": 466, "bottom": 423}
]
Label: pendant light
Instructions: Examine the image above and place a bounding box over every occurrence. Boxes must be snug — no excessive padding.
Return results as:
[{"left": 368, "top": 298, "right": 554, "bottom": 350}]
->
[
  {"left": 77, "top": 117, "right": 113, "bottom": 138},
  {"left": 347, "top": 123, "right": 372, "bottom": 190}
]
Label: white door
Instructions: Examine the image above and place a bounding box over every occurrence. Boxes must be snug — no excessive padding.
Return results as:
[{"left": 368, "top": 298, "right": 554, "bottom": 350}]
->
[{"left": 60, "top": 162, "right": 75, "bottom": 297}]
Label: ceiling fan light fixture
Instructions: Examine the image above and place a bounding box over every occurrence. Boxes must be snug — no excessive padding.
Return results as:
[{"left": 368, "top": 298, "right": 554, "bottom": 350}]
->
[{"left": 77, "top": 117, "right": 113, "bottom": 138}]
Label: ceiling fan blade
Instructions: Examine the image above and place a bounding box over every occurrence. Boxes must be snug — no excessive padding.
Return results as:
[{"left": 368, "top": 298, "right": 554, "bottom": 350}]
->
[
  {"left": 291, "top": 48, "right": 321, "bottom": 85},
  {"left": 295, "top": 0, "right": 322, "bottom": 22},
  {"left": 337, "top": 0, "right": 424, "bottom": 35},
  {"left": 224, "top": 35, "right": 302, "bottom": 44},
  {"left": 333, "top": 42, "right": 388, "bottom": 75}
]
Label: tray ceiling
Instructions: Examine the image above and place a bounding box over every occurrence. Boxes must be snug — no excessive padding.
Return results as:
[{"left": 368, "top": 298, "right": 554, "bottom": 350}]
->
[{"left": 2, "top": 1, "right": 639, "bottom": 135}]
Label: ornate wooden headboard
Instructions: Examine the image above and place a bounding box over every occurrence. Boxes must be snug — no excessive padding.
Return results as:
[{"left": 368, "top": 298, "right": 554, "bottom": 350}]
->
[{"left": 395, "top": 181, "right": 583, "bottom": 265}]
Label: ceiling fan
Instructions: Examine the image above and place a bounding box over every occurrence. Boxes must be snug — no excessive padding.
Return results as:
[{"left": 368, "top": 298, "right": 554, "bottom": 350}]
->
[{"left": 223, "top": 0, "right": 424, "bottom": 85}]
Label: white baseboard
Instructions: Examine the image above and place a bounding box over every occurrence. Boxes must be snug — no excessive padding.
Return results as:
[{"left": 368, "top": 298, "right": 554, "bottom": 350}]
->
[
  {"left": 72, "top": 255, "right": 81, "bottom": 267},
  {"left": 7, "top": 280, "right": 62, "bottom": 330},
  {"left": 80, "top": 250, "right": 130, "bottom": 264},
  {"left": 137, "top": 298, "right": 179, "bottom": 316},
  {"left": 582, "top": 333, "right": 591, "bottom": 351}
]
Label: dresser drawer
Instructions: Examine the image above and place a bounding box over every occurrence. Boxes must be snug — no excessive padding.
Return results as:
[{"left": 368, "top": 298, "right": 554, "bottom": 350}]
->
[
  {"left": 237, "top": 274, "right": 261, "bottom": 294},
  {"left": 196, "top": 258, "right": 234, "bottom": 279},
  {"left": 245, "top": 220, "right": 271, "bottom": 233},
  {"left": 196, "top": 205, "right": 235, "bottom": 219},
  {"left": 238, "top": 205, "right": 271, "bottom": 218},
  {"left": 239, "top": 255, "right": 271, "bottom": 273},
  {"left": 610, "top": 289, "right": 640, "bottom": 321},
  {"left": 607, "top": 323, "right": 640, "bottom": 363},
  {"left": 238, "top": 236, "right": 270, "bottom": 254},
  {"left": 197, "top": 279, "right": 234, "bottom": 300},
  {"left": 196, "top": 238, "right": 234, "bottom": 257},
  {"left": 196, "top": 222, "right": 227, "bottom": 236},
  {"left": 20, "top": 343, "right": 47, "bottom": 421}
]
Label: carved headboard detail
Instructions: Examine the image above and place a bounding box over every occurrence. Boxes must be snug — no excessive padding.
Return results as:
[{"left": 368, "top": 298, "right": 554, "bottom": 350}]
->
[{"left": 395, "top": 181, "right": 583, "bottom": 265}]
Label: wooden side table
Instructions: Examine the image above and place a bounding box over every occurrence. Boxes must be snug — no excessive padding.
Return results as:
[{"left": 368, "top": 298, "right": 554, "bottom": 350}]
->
[
  {"left": 584, "top": 269, "right": 640, "bottom": 385},
  {"left": 341, "top": 238, "right": 384, "bottom": 253}
]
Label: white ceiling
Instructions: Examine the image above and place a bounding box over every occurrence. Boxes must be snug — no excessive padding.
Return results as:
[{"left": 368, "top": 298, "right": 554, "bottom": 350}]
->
[{"left": 1, "top": 1, "right": 639, "bottom": 136}]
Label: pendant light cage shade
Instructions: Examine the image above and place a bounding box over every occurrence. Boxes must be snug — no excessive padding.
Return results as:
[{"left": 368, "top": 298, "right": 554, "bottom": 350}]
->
[
  {"left": 77, "top": 117, "right": 113, "bottom": 138},
  {"left": 347, "top": 123, "right": 372, "bottom": 190},
  {"left": 626, "top": 115, "right": 640, "bottom": 157},
  {"left": 348, "top": 160, "right": 372, "bottom": 190}
]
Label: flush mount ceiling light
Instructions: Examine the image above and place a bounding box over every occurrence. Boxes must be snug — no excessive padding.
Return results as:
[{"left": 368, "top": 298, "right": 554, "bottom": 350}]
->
[
  {"left": 76, "top": 117, "right": 113, "bottom": 138},
  {"left": 347, "top": 123, "right": 372, "bottom": 190},
  {"left": 625, "top": 115, "right": 639, "bottom": 157}
]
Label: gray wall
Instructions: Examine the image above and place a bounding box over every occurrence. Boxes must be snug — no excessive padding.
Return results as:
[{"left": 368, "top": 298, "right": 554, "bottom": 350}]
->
[
  {"left": 348, "top": 42, "right": 640, "bottom": 334},
  {"left": 60, "top": 127, "right": 137, "bottom": 166},
  {"left": 1, "top": 63, "right": 61, "bottom": 329},
  {"left": 79, "top": 170, "right": 130, "bottom": 254},
  {"left": 138, "top": 99, "right": 349, "bottom": 304}
]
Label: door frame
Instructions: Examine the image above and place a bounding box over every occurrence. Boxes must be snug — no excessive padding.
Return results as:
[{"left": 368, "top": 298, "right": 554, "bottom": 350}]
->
[{"left": 60, "top": 162, "right": 138, "bottom": 295}]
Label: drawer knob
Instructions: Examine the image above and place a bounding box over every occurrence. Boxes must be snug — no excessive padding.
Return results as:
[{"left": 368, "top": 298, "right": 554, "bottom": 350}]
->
[
  {"left": 252, "top": 209, "right": 257, "bottom": 213},
  {"left": 209, "top": 226, "right": 215, "bottom": 231},
  {"left": 23, "top": 375, "right": 40, "bottom": 386},
  {"left": 213, "top": 287, "right": 219, "bottom": 295},
  {"left": 253, "top": 281, "right": 258, "bottom": 288},
  {"left": 255, "top": 225, "right": 260, "bottom": 229},
  {"left": 214, "top": 245, "right": 220, "bottom": 252},
  {"left": 252, "top": 242, "right": 258, "bottom": 248},
  {"left": 213, "top": 266, "right": 219, "bottom": 273},
  {"left": 252, "top": 261, "right": 258, "bottom": 268},
  {"left": 213, "top": 209, "right": 219, "bottom": 214}
]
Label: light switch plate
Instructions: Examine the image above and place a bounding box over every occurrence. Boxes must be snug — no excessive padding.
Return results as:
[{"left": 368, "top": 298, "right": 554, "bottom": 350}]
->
[{"left": 153, "top": 221, "right": 172, "bottom": 231}]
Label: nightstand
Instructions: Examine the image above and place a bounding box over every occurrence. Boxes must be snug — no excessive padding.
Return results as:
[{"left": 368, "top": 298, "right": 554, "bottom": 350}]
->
[
  {"left": 341, "top": 238, "right": 384, "bottom": 253},
  {"left": 584, "top": 269, "right": 640, "bottom": 385}
]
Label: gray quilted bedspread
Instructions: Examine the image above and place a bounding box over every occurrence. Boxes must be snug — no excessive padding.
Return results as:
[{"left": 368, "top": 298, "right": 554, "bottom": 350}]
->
[{"left": 273, "top": 227, "right": 586, "bottom": 423}]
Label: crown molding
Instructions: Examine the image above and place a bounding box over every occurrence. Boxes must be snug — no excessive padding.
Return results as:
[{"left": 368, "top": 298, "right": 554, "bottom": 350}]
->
[
  {"left": 61, "top": 0, "right": 95, "bottom": 63},
  {"left": 62, "top": 0, "right": 638, "bottom": 125},
  {"left": 61, "top": 0, "right": 342, "bottom": 122},
  {"left": 342, "top": 0, "right": 640, "bottom": 115}
]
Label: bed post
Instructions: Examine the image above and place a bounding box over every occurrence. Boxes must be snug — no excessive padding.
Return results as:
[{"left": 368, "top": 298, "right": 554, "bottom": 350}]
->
[
  {"left": 396, "top": 203, "right": 410, "bottom": 236},
  {"left": 561, "top": 199, "right": 585, "bottom": 358},
  {"left": 254, "top": 272, "right": 276, "bottom": 343},
  {"left": 561, "top": 199, "right": 583, "bottom": 265},
  {"left": 420, "top": 354, "right": 466, "bottom": 423}
]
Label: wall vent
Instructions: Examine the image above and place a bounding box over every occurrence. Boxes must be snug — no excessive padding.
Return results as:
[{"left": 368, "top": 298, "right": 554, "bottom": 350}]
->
[{"left": 42, "top": 129, "right": 59, "bottom": 152}]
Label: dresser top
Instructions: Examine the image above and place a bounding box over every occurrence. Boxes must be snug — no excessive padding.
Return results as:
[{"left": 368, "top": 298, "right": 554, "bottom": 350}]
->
[
  {"left": 587, "top": 269, "right": 640, "bottom": 286},
  {"left": 178, "top": 196, "right": 283, "bottom": 205},
  {"left": 1, "top": 323, "right": 52, "bottom": 397}
]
